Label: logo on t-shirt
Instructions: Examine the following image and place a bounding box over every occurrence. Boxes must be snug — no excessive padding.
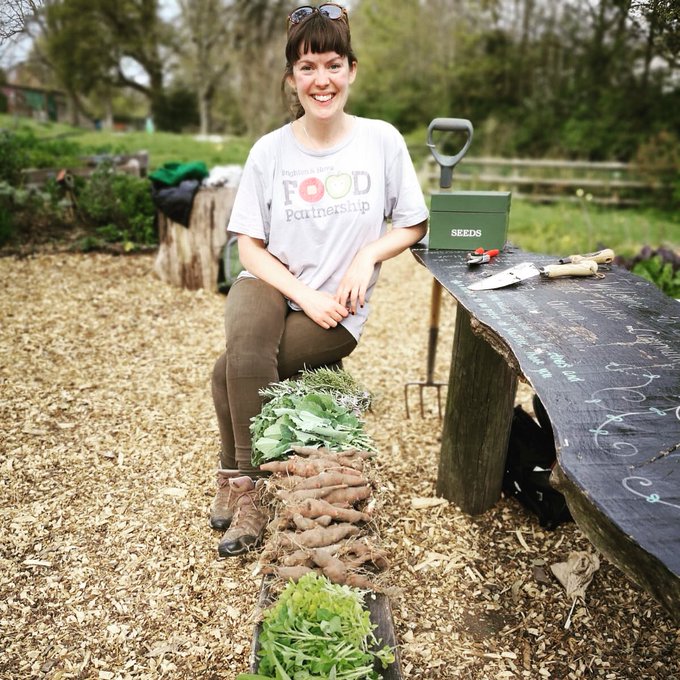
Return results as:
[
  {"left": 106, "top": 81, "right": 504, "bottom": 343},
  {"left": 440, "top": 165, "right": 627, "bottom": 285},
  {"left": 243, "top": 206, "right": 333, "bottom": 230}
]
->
[
  {"left": 282, "top": 170, "right": 371, "bottom": 222},
  {"left": 283, "top": 170, "right": 370, "bottom": 204}
]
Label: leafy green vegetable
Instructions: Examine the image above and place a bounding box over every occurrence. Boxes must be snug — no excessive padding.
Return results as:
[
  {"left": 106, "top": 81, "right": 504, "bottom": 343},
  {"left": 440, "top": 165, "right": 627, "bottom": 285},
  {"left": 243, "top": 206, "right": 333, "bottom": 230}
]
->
[
  {"left": 238, "top": 572, "right": 394, "bottom": 680},
  {"left": 250, "top": 391, "right": 376, "bottom": 466},
  {"left": 259, "top": 367, "right": 373, "bottom": 415}
]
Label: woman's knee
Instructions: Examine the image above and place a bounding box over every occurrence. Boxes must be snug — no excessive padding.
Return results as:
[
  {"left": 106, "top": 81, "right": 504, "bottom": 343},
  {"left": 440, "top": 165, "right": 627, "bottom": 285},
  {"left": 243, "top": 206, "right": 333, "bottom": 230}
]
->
[
  {"left": 225, "top": 279, "right": 287, "bottom": 347},
  {"left": 211, "top": 352, "right": 227, "bottom": 395},
  {"left": 278, "top": 317, "right": 357, "bottom": 378},
  {"left": 224, "top": 278, "right": 288, "bottom": 377}
]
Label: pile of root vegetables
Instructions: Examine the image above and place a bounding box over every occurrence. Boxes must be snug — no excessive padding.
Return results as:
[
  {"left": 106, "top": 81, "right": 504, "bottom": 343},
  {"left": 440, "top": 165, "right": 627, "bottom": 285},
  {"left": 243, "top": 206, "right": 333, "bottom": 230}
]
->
[
  {"left": 258, "top": 445, "right": 390, "bottom": 591},
  {"left": 250, "top": 368, "right": 390, "bottom": 591}
]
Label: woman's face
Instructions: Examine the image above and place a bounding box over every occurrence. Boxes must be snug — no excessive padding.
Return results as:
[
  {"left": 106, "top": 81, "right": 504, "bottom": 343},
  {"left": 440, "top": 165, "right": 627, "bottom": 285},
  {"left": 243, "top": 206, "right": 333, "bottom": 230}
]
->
[{"left": 289, "top": 50, "right": 357, "bottom": 121}]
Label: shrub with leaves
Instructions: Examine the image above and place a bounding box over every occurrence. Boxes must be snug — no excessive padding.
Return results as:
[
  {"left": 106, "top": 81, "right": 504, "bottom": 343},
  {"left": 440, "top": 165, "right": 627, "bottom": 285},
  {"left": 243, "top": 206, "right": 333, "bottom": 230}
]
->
[
  {"left": 618, "top": 246, "right": 680, "bottom": 298},
  {"left": 0, "top": 179, "right": 70, "bottom": 247},
  {"left": 77, "top": 161, "right": 156, "bottom": 247},
  {"left": 0, "top": 128, "right": 82, "bottom": 185},
  {"left": 0, "top": 130, "right": 29, "bottom": 185}
]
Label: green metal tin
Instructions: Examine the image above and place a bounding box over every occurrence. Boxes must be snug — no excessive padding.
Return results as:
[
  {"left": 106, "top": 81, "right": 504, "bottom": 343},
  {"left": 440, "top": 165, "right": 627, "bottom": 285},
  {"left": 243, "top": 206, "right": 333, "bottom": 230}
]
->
[{"left": 428, "top": 190, "right": 511, "bottom": 250}]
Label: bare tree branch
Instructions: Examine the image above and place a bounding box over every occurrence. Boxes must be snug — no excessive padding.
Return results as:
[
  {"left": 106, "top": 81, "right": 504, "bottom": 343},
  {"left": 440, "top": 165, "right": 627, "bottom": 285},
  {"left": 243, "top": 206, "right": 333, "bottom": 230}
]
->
[{"left": 0, "top": 0, "right": 43, "bottom": 43}]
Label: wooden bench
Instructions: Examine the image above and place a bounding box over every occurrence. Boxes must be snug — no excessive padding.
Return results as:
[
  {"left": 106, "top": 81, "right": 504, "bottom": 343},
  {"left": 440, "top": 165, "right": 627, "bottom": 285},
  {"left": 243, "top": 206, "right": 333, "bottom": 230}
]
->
[{"left": 411, "top": 244, "right": 680, "bottom": 621}]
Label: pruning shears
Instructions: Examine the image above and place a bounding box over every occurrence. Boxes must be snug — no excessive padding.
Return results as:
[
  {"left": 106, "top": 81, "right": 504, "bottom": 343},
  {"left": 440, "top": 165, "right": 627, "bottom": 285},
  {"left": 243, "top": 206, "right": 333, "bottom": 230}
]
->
[{"left": 467, "top": 248, "right": 500, "bottom": 265}]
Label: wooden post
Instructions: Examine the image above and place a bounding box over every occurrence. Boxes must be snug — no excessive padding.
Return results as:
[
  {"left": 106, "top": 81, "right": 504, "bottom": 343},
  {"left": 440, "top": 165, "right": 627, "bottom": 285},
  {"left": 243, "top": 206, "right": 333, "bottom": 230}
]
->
[
  {"left": 153, "top": 186, "right": 237, "bottom": 292},
  {"left": 436, "top": 305, "right": 517, "bottom": 514}
]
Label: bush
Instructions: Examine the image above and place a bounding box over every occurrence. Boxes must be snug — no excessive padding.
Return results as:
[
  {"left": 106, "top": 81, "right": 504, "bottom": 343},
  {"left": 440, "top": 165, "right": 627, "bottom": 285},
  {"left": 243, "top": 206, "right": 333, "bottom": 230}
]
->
[
  {"left": 0, "top": 204, "right": 14, "bottom": 245},
  {"left": 77, "top": 162, "right": 156, "bottom": 246},
  {"left": 0, "top": 179, "right": 71, "bottom": 247},
  {"left": 0, "top": 127, "right": 83, "bottom": 186},
  {"left": 618, "top": 246, "right": 680, "bottom": 298},
  {"left": 0, "top": 130, "right": 29, "bottom": 185}
]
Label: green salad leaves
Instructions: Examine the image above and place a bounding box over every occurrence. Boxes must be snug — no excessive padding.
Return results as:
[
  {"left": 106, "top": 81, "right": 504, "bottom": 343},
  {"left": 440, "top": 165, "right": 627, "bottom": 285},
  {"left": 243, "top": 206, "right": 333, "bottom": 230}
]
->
[
  {"left": 238, "top": 572, "right": 394, "bottom": 680},
  {"left": 250, "top": 368, "right": 375, "bottom": 466}
]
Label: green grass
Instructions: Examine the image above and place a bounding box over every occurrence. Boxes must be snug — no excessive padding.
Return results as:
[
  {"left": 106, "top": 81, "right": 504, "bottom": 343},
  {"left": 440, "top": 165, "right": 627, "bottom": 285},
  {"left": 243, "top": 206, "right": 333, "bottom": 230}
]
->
[
  {"left": 507, "top": 199, "right": 678, "bottom": 258},
  {"left": 0, "top": 114, "right": 253, "bottom": 170}
]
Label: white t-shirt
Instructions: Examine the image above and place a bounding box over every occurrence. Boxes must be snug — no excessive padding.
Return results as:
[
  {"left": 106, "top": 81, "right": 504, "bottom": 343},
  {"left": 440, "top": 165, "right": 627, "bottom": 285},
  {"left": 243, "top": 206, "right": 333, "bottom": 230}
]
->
[{"left": 227, "top": 117, "right": 429, "bottom": 340}]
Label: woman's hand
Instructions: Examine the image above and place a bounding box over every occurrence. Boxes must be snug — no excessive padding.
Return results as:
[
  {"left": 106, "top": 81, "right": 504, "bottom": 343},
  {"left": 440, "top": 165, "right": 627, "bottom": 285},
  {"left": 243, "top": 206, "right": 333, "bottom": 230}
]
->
[
  {"left": 298, "top": 288, "right": 350, "bottom": 329},
  {"left": 335, "top": 222, "right": 428, "bottom": 313},
  {"left": 334, "top": 249, "right": 376, "bottom": 315}
]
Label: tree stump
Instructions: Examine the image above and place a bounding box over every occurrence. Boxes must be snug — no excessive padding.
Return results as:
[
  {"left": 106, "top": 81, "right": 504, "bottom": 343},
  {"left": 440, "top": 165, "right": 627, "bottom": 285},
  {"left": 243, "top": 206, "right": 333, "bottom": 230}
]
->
[{"left": 153, "top": 186, "right": 237, "bottom": 292}]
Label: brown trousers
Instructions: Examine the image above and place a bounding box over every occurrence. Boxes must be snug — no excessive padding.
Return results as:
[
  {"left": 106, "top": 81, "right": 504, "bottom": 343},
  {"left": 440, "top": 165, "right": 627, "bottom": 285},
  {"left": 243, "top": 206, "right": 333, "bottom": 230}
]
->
[{"left": 211, "top": 277, "right": 357, "bottom": 475}]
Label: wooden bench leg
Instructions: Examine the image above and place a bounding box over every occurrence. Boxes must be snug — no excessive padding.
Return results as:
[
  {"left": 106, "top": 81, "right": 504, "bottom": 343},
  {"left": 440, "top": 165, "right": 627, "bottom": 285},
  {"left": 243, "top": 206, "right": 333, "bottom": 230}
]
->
[{"left": 437, "top": 306, "right": 517, "bottom": 514}]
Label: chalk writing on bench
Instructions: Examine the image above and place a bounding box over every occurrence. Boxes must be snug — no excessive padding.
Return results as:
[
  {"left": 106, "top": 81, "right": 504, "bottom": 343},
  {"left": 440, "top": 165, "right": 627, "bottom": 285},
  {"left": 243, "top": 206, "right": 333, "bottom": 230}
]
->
[
  {"left": 442, "top": 257, "right": 680, "bottom": 507},
  {"left": 622, "top": 477, "right": 680, "bottom": 510}
]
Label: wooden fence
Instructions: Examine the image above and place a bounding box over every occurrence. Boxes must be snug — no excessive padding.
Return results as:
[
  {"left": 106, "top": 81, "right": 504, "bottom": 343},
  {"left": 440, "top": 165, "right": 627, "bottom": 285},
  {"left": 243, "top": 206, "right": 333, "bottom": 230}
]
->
[{"left": 421, "top": 156, "right": 659, "bottom": 206}]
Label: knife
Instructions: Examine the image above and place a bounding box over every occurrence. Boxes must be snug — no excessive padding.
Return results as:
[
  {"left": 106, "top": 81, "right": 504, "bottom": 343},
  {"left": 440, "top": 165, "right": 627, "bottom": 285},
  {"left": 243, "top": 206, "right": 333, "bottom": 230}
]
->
[{"left": 468, "top": 260, "right": 599, "bottom": 291}]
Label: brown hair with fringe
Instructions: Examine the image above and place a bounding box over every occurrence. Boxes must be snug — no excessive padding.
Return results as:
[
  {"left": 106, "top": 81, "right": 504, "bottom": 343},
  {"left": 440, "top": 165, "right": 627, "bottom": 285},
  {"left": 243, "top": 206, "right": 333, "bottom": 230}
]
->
[{"left": 282, "top": 10, "right": 357, "bottom": 120}]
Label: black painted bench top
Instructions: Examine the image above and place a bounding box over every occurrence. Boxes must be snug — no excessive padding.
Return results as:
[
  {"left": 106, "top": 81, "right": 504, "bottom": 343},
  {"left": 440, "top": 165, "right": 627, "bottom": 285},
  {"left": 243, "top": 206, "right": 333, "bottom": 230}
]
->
[{"left": 412, "top": 244, "right": 680, "bottom": 603}]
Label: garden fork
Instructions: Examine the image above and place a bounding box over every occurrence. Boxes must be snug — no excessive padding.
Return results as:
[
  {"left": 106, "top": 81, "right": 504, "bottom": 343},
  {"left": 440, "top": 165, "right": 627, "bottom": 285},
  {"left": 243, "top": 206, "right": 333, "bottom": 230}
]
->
[{"left": 404, "top": 278, "right": 446, "bottom": 418}]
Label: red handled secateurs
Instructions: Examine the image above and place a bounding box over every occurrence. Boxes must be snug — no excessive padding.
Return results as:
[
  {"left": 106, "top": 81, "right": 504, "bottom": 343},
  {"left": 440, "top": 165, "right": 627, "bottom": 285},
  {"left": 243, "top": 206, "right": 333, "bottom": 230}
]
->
[{"left": 466, "top": 248, "right": 500, "bottom": 265}]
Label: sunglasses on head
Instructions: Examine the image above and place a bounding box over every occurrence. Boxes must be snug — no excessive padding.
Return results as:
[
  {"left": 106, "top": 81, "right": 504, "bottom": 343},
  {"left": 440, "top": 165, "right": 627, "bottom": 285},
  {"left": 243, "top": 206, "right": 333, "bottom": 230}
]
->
[{"left": 288, "top": 3, "right": 348, "bottom": 26}]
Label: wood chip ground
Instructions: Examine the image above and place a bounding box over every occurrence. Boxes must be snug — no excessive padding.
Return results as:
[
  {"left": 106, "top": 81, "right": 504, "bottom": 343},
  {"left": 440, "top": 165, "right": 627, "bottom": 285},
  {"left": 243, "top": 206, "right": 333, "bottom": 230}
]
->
[{"left": 1, "top": 250, "right": 678, "bottom": 679}]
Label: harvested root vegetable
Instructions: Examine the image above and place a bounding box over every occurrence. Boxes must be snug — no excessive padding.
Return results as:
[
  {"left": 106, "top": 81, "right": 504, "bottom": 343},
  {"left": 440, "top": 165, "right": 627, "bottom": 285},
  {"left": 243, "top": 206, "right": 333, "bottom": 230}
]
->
[
  {"left": 264, "top": 565, "right": 313, "bottom": 581},
  {"left": 277, "top": 484, "right": 349, "bottom": 502},
  {"left": 291, "top": 470, "right": 369, "bottom": 490},
  {"left": 269, "top": 474, "right": 306, "bottom": 490},
  {"left": 272, "top": 522, "right": 361, "bottom": 550},
  {"left": 311, "top": 548, "right": 377, "bottom": 590},
  {"left": 287, "top": 497, "right": 371, "bottom": 524},
  {"left": 338, "top": 539, "right": 390, "bottom": 571},
  {"left": 292, "top": 445, "right": 373, "bottom": 460},
  {"left": 281, "top": 549, "right": 313, "bottom": 567},
  {"left": 322, "top": 484, "right": 372, "bottom": 506},
  {"left": 290, "top": 513, "right": 332, "bottom": 531},
  {"left": 260, "top": 456, "right": 363, "bottom": 478},
  {"left": 258, "top": 436, "right": 388, "bottom": 590},
  {"left": 290, "top": 447, "right": 373, "bottom": 471}
]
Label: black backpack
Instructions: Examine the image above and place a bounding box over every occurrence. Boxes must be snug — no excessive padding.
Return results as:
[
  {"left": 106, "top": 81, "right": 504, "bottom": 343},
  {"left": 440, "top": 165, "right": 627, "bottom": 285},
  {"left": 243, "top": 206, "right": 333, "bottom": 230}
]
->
[{"left": 502, "top": 395, "right": 573, "bottom": 530}]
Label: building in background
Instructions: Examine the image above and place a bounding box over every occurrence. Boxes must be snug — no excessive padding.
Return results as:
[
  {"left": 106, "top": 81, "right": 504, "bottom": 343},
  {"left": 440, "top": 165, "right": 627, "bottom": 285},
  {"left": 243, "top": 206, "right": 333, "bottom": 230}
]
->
[{"left": 0, "top": 83, "right": 67, "bottom": 122}]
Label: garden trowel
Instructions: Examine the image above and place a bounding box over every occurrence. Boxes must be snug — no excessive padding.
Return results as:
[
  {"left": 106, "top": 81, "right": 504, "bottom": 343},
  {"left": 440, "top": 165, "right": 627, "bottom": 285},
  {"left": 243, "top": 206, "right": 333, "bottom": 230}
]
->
[{"left": 468, "top": 260, "right": 600, "bottom": 291}]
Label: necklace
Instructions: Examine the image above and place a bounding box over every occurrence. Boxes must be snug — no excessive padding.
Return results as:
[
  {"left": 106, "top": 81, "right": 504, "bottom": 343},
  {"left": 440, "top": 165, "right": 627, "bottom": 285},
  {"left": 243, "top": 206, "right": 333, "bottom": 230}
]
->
[{"left": 301, "top": 121, "right": 315, "bottom": 146}]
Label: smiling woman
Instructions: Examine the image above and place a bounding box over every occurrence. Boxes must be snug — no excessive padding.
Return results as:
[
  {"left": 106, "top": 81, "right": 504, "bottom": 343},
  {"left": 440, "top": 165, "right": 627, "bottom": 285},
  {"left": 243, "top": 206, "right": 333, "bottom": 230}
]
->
[{"left": 207, "top": 4, "right": 429, "bottom": 559}]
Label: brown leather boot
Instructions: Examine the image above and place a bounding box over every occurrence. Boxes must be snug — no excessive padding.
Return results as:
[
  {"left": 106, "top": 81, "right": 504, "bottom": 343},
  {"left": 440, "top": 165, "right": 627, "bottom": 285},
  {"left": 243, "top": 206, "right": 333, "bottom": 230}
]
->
[
  {"left": 217, "top": 479, "right": 269, "bottom": 557},
  {"left": 210, "top": 470, "right": 249, "bottom": 531}
]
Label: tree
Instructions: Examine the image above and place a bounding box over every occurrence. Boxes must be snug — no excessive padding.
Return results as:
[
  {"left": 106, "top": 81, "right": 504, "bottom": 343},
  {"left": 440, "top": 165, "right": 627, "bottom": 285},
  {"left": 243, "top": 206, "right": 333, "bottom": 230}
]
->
[
  {"left": 176, "top": 0, "right": 233, "bottom": 135},
  {"left": 41, "top": 0, "right": 116, "bottom": 124},
  {"left": 92, "top": 0, "right": 169, "bottom": 125},
  {"left": 26, "top": 0, "right": 171, "bottom": 127},
  {"left": 351, "top": 0, "right": 465, "bottom": 130}
]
